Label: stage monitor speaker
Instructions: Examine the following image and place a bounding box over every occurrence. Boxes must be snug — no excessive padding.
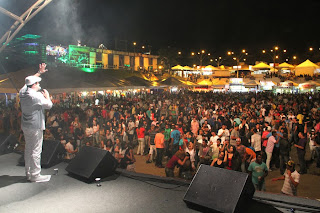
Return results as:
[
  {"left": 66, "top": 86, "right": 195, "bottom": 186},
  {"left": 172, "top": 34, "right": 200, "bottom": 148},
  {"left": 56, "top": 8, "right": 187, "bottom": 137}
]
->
[
  {"left": 41, "top": 140, "right": 65, "bottom": 168},
  {"left": 18, "top": 140, "right": 64, "bottom": 168},
  {"left": 183, "top": 164, "right": 255, "bottom": 213},
  {"left": 0, "top": 134, "right": 19, "bottom": 155},
  {"left": 65, "top": 146, "right": 118, "bottom": 183}
]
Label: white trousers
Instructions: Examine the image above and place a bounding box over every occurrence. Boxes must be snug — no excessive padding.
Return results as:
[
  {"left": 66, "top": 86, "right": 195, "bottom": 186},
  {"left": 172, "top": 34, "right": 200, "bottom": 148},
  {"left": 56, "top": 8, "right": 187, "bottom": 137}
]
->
[
  {"left": 136, "top": 138, "right": 145, "bottom": 155},
  {"left": 23, "top": 128, "right": 43, "bottom": 177},
  {"left": 266, "top": 151, "right": 273, "bottom": 170}
]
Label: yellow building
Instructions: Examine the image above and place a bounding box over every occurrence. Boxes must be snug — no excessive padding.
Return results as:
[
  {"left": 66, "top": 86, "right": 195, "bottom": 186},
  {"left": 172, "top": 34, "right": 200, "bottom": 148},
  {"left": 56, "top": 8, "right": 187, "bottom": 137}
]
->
[{"left": 69, "top": 45, "right": 159, "bottom": 71}]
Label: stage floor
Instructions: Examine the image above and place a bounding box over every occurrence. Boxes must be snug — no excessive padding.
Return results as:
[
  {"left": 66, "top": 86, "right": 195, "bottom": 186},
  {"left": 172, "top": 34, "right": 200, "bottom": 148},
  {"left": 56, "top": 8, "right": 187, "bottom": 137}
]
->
[{"left": 0, "top": 153, "right": 319, "bottom": 213}]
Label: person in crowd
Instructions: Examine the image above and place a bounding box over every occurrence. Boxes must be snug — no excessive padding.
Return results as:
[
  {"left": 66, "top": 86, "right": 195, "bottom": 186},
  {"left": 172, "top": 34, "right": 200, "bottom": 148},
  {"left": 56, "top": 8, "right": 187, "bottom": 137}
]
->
[
  {"left": 294, "top": 123, "right": 308, "bottom": 174},
  {"left": 235, "top": 138, "right": 247, "bottom": 172},
  {"left": 185, "top": 142, "right": 196, "bottom": 171},
  {"left": 164, "top": 123, "right": 172, "bottom": 157},
  {"left": 136, "top": 124, "right": 146, "bottom": 155},
  {"left": 218, "top": 124, "right": 230, "bottom": 144},
  {"left": 74, "top": 125, "right": 84, "bottom": 150},
  {"left": 165, "top": 149, "right": 189, "bottom": 177},
  {"left": 105, "top": 129, "right": 114, "bottom": 144},
  {"left": 92, "top": 120, "right": 100, "bottom": 147},
  {"left": 119, "top": 142, "right": 136, "bottom": 171},
  {"left": 210, "top": 151, "right": 226, "bottom": 169},
  {"left": 279, "top": 133, "right": 290, "bottom": 175},
  {"left": 191, "top": 116, "right": 199, "bottom": 136},
  {"left": 225, "top": 145, "right": 241, "bottom": 171},
  {"left": 65, "top": 139, "right": 78, "bottom": 160},
  {"left": 44, "top": 129, "right": 55, "bottom": 140},
  {"left": 170, "top": 124, "right": 181, "bottom": 156},
  {"left": 155, "top": 128, "right": 165, "bottom": 168},
  {"left": 230, "top": 124, "right": 240, "bottom": 146},
  {"left": 266, "top": 131, "right": 280, "bottom": 171},
  {"left": 248, "top": 153, "right": 268, "bottom": 191},
  {"left": 85, "top": 123, "right": 93, "bottom": 146},
  {"left": 272, "top": 160, "right": 300, "bottom": 196},
  {"left": 251, "top": 128, "right": 262, "bottom": 154},
  {"left": 113, "top": 138, "right": 122, "bottom": 162},
  {"left": 103, "top": 139, "right": 113, "bottom": 153},
  {"left": 211, "top": 138, "right": 222, "bottom": 160},
  {"left": 146, "top": 124, "right": 157, "bottom": 163},
  {"left": 127, "top": 118, "right": 135, "bottom": 146},
  {"left": 244, "top": 147, "right": 257, "bottom": 170},
  {"left": 198, "top": 139, "right": 213, "bottom": 167}
]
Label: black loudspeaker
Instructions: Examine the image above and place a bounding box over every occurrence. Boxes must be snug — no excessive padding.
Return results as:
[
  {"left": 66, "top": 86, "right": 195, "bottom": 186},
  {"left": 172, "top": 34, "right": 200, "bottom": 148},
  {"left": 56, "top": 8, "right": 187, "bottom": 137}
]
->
[
  {"left": 41, "top": 140, "right": 65, "bottom": 167},
  {"left": 0, "top": 134, "right": 19, "bottom": 155},
  {"left": 65, "top": 146, "right": 118, "bottom": 183},
  {"left": 184, "top": 165, "right": 255, "bottom": 213},
  {"left": 18, "top": 140, "right": 64, "bottom": 168}
]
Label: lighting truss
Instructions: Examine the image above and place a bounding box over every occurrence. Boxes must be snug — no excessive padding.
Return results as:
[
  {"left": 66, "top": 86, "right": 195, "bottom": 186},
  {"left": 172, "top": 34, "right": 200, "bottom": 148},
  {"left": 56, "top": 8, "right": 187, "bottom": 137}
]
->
[{"left": 0, "top": 0, "right": 52, "bottom": 53}]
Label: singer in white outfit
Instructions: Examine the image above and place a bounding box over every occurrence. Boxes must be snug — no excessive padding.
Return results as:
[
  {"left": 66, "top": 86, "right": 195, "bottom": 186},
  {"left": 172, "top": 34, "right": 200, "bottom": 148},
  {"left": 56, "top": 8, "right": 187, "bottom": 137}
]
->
[{"left": 19, "top": 63, "right": 53, "bottom": 182}]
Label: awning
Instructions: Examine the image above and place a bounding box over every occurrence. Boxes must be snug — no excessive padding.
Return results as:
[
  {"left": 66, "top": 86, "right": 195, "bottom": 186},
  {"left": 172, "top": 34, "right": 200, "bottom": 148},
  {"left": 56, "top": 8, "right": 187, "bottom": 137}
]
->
[
  {"left": 296, "top": 59, "right": 319, "bottom": 68},
  {"left": 171, "top": 65, "right": 184, "bottom": 70},
  {"left": 278, "top": 62, "right": 294, "bottom": 69},
  {"left": 252, "top": 62, "right": 271, "bottom": 69}
]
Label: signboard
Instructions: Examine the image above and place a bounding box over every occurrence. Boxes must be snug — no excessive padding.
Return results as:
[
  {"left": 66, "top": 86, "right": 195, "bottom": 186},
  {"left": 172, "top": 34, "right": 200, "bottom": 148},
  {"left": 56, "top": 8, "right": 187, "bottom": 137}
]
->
[
  {"left": 299, "top": 83, "right": 315, "bottom": 89},
  {"left": 278, "top": 82, "right": 293, "bottom": 87}
]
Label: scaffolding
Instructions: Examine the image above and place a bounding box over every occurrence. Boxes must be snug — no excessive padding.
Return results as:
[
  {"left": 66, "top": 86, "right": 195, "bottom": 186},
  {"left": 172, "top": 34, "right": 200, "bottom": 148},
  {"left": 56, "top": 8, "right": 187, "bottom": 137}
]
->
[{"left": 0, "top": 0, "right": 52, "bottom": 53}]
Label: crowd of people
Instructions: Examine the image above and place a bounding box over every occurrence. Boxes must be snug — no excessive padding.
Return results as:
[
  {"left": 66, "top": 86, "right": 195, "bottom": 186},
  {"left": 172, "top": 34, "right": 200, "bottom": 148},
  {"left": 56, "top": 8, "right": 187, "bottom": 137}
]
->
[{"left": 2, "top": 90, "right": 320, "bottom": 195}]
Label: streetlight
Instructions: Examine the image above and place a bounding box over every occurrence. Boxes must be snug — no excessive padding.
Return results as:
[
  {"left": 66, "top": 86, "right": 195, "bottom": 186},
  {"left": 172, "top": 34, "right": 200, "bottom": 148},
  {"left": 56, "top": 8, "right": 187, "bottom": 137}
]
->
[
  {"left": 227, "top": 49, "right": 248, "bottom": 77},
  {"left": 216, "top": 56, "right": 225, "bottom": 67},
  {"left": 133, "top": 42, "right": 137, "bottom": 71},
  {"left": 191, "top": 50, "right": 211, "bottom": 66},
  {"left": 262, "top": 46, "right": 283, "bottom": 72}
]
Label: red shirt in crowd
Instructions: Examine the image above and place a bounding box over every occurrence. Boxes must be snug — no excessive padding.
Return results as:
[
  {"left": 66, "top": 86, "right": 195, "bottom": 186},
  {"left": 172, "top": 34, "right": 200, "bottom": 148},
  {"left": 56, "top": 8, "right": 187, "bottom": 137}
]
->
[{"left": 136, "top": 127, "right": 146, "bottom": 139}]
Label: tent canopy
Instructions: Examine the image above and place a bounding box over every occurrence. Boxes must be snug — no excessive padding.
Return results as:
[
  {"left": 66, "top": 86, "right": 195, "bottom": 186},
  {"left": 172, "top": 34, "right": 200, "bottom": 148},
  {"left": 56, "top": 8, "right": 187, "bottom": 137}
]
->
[
  {"left": 212, "top": 79, "right": 227, "bottom": 85},
  {"left": 203, "top": 65, "right": 217, "bottom": 70},
  {"left": 278, "top": 62, "right": 294, "bottom": 69},
  {"left": 252, "top": 62, "right": 272, "bottom": 69},
  {"left": 183, "top": 66, "right": 193, "bottom": 70},
  {"left": 296, "top": 59, "right": 319, "bottom": 68},
  {"left": 295, "top": 60, "right": 320, "bottom": 76},
  {"left": 171, "top": 65, "right": 184, "bottom": 70},
  {"left": 160, "top": 77, "right": 185, "bottom": 86},
  {"left": 244, "top": 80, "right": 260, "bottom": 86},
  {"left": 197, "top": 79, "right": 213, "bottom": 86}
]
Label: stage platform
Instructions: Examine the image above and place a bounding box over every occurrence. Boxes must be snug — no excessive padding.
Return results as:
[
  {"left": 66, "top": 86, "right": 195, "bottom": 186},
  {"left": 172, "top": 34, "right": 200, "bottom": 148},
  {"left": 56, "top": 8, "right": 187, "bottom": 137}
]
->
[{"left": 0, "top": 153, "right": 319, "bottom": 213}]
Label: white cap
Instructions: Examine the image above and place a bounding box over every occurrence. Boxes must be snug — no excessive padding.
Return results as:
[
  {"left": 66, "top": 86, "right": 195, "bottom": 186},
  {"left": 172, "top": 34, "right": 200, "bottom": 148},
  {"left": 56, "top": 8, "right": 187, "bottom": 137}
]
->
[
  {"left": 267, "top": 126, "right": 272, "bottom": 131},
  {"left": 25, "top": 76, "right": 41, "bottom": 86}
]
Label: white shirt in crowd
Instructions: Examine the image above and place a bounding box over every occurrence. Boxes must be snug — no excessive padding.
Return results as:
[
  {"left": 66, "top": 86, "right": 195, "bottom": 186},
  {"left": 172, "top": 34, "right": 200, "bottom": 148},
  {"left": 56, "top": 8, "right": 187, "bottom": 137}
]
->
[
  {"left": 281, "top": 170, "right": 300, "bottom": 196},
  {"left": 217, "top": 128, "right": 230, "bottom": 144},
  {"left": 251, "top": 133, "right": 262, "bottom": 152},
  {"left": 210, "top": 135, "right": 219, "bottom": 144}
]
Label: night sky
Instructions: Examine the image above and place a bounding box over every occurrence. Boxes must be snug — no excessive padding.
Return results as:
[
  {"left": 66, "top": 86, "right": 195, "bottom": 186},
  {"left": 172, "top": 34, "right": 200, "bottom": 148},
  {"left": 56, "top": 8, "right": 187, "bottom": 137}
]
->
[{"left": 1, "top": 0, "right": 320, "bottom": 59}]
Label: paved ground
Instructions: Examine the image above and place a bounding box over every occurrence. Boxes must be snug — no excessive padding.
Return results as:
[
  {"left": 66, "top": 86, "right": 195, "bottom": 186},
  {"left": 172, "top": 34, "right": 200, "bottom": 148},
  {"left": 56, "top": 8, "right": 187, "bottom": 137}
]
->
[{"left": 132, "top": 146, "right": 320, "bottom": 201}]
